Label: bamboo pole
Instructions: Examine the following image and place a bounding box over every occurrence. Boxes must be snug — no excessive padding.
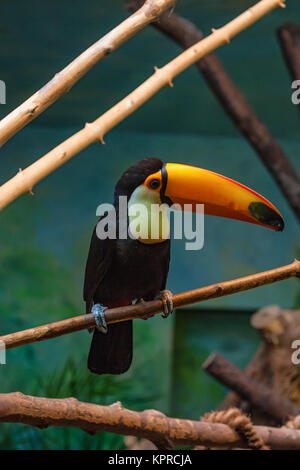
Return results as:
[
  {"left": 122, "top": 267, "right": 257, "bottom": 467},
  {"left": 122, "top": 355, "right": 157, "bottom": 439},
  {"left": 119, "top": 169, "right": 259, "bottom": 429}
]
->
[
  {"left": 0, "top": 259, "right": 298, "bottom": 351},
  {"left": 0, "top": 0, "right": 177, "bottom": 147},
  {"left": 0, "top": 0, "right": 286, "bottom": 211},
  {"left": 0, "top": 392, "right": 300, "bottom": 449}
]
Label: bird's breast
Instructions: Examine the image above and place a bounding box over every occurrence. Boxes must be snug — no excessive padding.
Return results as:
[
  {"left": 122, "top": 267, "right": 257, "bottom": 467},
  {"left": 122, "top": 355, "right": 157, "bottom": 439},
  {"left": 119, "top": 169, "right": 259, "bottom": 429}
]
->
[{"left": 94, "top": 238, "right": 170, "bottom": 305}]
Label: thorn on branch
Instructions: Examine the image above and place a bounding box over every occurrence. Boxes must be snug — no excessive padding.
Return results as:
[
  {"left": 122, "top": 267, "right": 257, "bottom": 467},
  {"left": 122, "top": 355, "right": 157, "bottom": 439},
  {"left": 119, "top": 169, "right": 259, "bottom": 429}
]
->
[
  {"left": 153, "top": 66, "right": 173, "bottom": 87},
  {"left": 84, "top": 122, "right": 105, "bottom": 144},
  {"left": 104, "top": 45, "right": 113, "bottom": 56},
  {"left": 58, "top": 151, "right": 67, "bottom": 161},
  {"left": 110, "top": 401, "right": 123, "bottom": 408},
  {"left": 26, "top": 104, "right": 38, "bottom": 116},
  {"left": 18, "top": 168, "right": 34, "bottom": 196},
  {"left": 211, "top": 27, "right": 230, "bottom": 44}
]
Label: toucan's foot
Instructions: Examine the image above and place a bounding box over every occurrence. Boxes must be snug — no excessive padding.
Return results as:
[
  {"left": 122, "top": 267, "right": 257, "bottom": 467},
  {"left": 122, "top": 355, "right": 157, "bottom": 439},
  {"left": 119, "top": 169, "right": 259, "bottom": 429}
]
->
[
  {"left": 92, "top": 303, "right": 108, "bottom": 334},
  {"left": 157, "top": 290, "right": 174, "bottom": 318}
]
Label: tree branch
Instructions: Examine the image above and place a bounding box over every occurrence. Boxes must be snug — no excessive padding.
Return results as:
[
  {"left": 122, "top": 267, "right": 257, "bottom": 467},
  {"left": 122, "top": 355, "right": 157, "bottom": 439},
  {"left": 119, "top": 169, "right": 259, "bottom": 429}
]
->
[
  {"left": 277, "top": 23, "right": 300, "bottom": 86},
  {"left": 203, "top": 352, "right": 300, "bottom": 424},
  {"left": 0, "top": 392, "right": 300, "bottom": 449},
  {"left": 0, "top": 0, "right": 286, "bottom": 211},
  {"left": 0, "top": 0, "right": 177, "bottom": 147},
  {"left": 0, "top": 259, "right": 299, "bottom": 351},
  {"left": 218, "top": 306, "right": 300, "bottom": 423},
  {"left": 128, "top": 0, "right": 300, "bottom": 222}
]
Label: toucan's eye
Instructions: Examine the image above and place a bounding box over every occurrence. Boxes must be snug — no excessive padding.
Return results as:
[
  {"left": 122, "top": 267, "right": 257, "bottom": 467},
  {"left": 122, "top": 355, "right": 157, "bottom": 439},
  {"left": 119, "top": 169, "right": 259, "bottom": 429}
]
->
[{"left": 149, "top": 179, "right": 160, "bottom": 190}]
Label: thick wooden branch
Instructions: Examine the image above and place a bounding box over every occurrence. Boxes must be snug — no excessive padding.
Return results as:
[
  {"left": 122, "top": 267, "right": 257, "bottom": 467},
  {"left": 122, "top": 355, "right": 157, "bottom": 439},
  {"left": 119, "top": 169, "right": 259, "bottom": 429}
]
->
[
  {"left": 0, "top": 259, "right": 299, "bottom": 351},
  {"left": 277, "top": 23, "right": 300, "bottom": 87},
  {"left": 0, "top": 0, "right": 286, "bottom": 211},
  {"left": 218, "top": 306, "right": 300, "bottom": 423},
  {"left": 128, "top": 0, "right": 300, "bottom": 222},
  {"left": 0, "top": 0, "right": 177, "bottom": 147},
  {"left": 0, "top": 392, "right": 300, "bottom": 449},
  {"left": 203, "top": 352, "right": 300, "bottom": 424}
]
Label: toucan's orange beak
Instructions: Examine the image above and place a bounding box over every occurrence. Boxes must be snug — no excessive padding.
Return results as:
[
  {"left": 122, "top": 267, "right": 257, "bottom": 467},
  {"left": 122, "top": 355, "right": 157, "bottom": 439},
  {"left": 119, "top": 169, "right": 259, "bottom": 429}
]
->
[{"left": 146, "top": 163, "right": 284, "bottom": 231}]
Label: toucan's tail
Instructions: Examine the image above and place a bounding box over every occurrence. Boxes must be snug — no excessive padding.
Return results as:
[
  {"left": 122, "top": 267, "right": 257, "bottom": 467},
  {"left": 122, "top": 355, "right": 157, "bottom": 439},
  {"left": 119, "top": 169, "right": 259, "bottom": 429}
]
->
[{"left": 88, "top": 320, "right": 133, "bottom": 375}]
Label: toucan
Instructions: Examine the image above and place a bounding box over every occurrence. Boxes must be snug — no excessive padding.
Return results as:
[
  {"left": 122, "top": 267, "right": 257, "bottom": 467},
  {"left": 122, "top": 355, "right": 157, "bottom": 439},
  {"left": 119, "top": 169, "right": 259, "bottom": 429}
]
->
[{"left": 84, "top": 157, "right": 284, "bottom": 375}]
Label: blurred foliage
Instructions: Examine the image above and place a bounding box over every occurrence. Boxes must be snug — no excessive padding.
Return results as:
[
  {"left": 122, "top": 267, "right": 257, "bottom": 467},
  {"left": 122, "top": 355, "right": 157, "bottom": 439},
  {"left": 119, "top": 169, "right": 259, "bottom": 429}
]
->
[
  {"left": 171, "top": 310, "right": 260, "bottom": 418},
  {"left": 0, "top": 201, "right": 80, "bottom": 329}
]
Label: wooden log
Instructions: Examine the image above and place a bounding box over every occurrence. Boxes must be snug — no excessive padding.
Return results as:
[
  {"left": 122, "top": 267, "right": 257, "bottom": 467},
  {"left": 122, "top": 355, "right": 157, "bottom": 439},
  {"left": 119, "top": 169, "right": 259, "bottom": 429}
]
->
[
  {"left": 203, "top": 352, "right": 300, "bottom": 423},
  {"left": 0, "top": 259, "right": 299, "bottom": 351},
  {"left": 1, "top": 392, "right": 300, "bottom": 449},
  {"left": 128, "top": 0, "right": 300, "bottom": 222}
]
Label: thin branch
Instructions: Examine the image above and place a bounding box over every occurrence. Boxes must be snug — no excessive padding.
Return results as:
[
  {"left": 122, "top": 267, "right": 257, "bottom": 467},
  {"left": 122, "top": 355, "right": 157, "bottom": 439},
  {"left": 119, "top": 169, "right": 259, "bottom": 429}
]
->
[
  {"left": 277, "top": 22, "right": 300, "bottom": 115},
  {"left": 0, "top": 259, "right": 299, "bottom": 351},
  {"left": 128, "top": 0, "right": 300, "bottom": 222},
  {"left": 0, "top": 392, "right": 300, "bottom": 449},
  {"left": 203, "top": 352, "right": 300, "bottom": 424},
  {"left": 0, "top": 0, "right": 177, "bottom": 147},
  {"left": 0, "top": 0, "right": 286, "bottom": 211},
  {"left": 277, "top": 23, "right": 300, "bottom": 84}
]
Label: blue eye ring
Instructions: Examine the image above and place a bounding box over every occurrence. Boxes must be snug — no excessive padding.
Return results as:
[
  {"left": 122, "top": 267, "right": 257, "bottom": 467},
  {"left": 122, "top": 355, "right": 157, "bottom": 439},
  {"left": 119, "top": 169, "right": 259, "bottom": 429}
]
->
[{"left": 149, "top": 179, "right": 160, "bottom": 189}]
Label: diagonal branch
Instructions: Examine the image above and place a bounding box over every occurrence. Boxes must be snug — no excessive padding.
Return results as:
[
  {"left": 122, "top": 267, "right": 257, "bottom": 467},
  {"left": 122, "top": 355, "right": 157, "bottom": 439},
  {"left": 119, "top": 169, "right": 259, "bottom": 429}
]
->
[
  {"left": 0, "top": 259, "right": 299, "bottom": 351},
  {"left": 0, "top": 392, "right": 300, "bottom": 449},
  {"left": 128, "top": 0, "right": 300, "bottom": 222},
  {"left": 277, "top": 22, "right": 300, "bottom": 116},
  {"left": 0, "top": 0, "right": 177, "bottom": 147},
  {"left": 0, "top": 0, "right": 286, "bottom": 211},
  {"left": 277, "top": 23, "right": 300, "bottom": 85},
  {"left": 203, "top": 352, "right": 300, "bottom": 423}
]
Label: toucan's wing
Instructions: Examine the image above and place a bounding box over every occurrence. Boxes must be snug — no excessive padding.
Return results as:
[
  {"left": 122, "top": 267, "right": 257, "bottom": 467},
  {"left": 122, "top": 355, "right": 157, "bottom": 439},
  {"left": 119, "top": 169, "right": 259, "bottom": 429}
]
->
[
  {"left": 84, "top": 217, "right": 133, "bottom": 375},
  {"left": 83, "top": 220, "right": 113, "bottom": 314}
]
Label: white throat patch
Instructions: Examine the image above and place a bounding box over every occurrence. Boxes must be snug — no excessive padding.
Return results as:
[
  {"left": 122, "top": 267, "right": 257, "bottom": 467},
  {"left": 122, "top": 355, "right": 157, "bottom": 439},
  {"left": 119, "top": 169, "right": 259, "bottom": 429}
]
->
[{"left": 128, "top": 185, "right": 170, "bottom": 244}]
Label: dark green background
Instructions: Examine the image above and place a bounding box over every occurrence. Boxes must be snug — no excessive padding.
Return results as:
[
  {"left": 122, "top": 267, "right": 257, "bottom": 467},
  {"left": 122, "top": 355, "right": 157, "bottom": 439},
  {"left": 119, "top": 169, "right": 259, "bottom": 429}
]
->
[{"left": 0, "top": 0, "right": 299, "bottom": 449}]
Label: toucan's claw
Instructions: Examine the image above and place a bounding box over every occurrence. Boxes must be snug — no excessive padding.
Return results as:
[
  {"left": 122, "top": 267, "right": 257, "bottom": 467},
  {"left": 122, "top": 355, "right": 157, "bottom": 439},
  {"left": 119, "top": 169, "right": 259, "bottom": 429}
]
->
[
  {"left": 92, "top": 303, "right": 108, "bottom": 334},
  {"left": 158, "top": 290, "right": 174, "bottom": 318}
]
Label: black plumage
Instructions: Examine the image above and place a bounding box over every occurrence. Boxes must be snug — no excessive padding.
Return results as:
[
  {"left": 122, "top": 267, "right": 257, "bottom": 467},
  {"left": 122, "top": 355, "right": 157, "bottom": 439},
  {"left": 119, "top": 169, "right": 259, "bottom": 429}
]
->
[{"left": 84, "top": 158, "right": 171, "bottom": 375}]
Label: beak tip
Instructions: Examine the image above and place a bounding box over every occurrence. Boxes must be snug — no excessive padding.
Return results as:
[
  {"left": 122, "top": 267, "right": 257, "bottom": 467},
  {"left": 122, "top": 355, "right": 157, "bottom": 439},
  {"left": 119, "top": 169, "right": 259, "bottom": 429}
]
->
[
  {"left": 275, "top": 218, "right": 284, "bottom": 232},
  {"left": 248, "top": 202, "right": 284, "bottom": 232}
]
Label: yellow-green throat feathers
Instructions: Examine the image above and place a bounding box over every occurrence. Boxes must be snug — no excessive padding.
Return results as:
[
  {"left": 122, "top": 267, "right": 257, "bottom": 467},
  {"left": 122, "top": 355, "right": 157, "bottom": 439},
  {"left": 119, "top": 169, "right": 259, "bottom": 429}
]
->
[{"left": 128, "top": 185, "right": 170, "bottom": 244}]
